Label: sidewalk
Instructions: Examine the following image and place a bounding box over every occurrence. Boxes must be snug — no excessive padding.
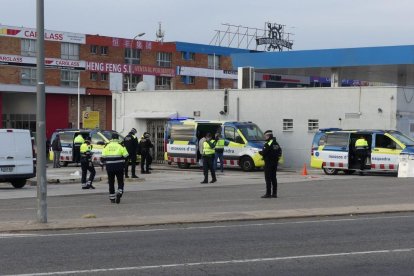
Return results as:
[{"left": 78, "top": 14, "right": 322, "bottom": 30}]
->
[{"left": 1, "top": 166, "right": 413, "bottom": 232}]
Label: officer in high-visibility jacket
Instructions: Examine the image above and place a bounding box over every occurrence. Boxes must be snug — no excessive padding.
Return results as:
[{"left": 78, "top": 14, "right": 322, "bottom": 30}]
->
[
  {"left": 259, "top": 130, "right": 282, "bottom": 198},
  {"left": 73, "top": 133, "right": 85, "bottom": 165},
  {"left": 355, "top": 136, "right": 369, "bottom": 175},
  {"left": 213, "top": 132, "right": 225, "bottom": 173},
  {"left": 200, "top": 133, "right": 217, "bottom": 184},
  {"left": 101, "top": 133, "right": 129, "bottom": 204},
  {"left": 80, "top": 136, "right": 95, "bottom": 189}
]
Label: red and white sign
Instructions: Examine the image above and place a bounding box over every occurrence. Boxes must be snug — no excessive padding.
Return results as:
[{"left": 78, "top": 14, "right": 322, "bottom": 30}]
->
[
  {"left": 0, "top": 54, "right": 86, "bottom": 70},
  {"left": 0, "top": 25, "right": 85, "bottom": 44},
  {"left": 86, "top": 61, "right": 175, "bottom": 77}
]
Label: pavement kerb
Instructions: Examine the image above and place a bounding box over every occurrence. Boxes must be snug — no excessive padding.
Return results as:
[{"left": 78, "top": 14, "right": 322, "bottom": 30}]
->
[{"left": 2, "top": 204, "right": 414, "bottom": 233}]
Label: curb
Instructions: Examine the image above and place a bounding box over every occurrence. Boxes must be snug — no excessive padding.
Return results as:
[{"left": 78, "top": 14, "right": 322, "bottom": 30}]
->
[{"left": 2, "top": 204, "right": 414, "bottom": 233}]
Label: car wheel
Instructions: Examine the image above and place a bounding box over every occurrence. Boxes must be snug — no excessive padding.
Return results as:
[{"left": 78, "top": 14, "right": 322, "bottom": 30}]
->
[
  {"left": 240, "top": 157, "right": 254, "bottom": 172},
  {"left": 323, "top": 168, "right": 338, "bottom": 175},
  {"left": 11, "top": 179, "right": 27, "bottom": 189}
]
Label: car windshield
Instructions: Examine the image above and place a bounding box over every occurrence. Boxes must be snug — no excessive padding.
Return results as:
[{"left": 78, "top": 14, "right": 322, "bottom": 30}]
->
[
  {"left": 391, "top": 131, "right": 414, "bottom": 146},
  {"left": 237, "top": 124, "right": 265, "bottom": 141}
]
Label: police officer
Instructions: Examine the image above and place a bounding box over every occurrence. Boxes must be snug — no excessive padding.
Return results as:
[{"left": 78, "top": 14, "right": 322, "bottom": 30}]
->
[
  {"left": 213, "top": 132, "right": 225, "bottom": 173},
  {"left": 73, "top": 133, "right": 85, "bottom": 165},
  {"left": 355, "top": 136, "right": 369, "bottom": 175},
  {"left": 80, "top": 136, "right": 96, "bottom": 189},
  {"left": 101, "top": 133, "right": 129, "bottom": 204},
  {"left": 123, "top": 128, "right": 139, "bottom": 178},
  {"left": 200, "top": 133, "right": 217, "bottom": 184},
  {"left": 140, "top": 132, "right": 153, "bottom": 174},
  {"left": 259, "top": 130, "right": 282, "bottom": 198}
]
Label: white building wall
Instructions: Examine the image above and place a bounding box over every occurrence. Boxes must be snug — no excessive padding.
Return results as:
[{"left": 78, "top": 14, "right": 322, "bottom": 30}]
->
[{"left": 113, "top": 86, "right": 406, "bottom": 168}]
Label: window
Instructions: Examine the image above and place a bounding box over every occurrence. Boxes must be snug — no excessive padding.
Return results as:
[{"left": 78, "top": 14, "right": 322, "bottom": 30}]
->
[
  {"left": 283, "top": 119, "right": 294, "bottom": 131},
  {"left": 224, "top": 127, "right": 243, "bottom": 144},
  {"left": 207, "top": 78, "right": 220, "bottom": 89},
  {"left": 155, "top": 76, "right": 171, "bottom": 90},
  {"left": 90, "top": 72, "right": 98, "bottom": 81},
  {"left": 100, "top": 46, "right": 108, "bottom": 55},
  {"left": 21, "top": 39, "right": 36, "bottom": 56},
  {"left": 123, "top": 74, "right": 142, "bottom": 91},
  {"left": 156, "top": 52, "right": 172, "bottom": 67},
  {"left": 61, "top": 43, "right": 79, "bottom": 60},
  {"left": 208, "top": 54, "right": 220, "bottom": 69},
  {"left": 180, "top": 76, "right": 186, "bottom": 83},
  {"left": 181, "top": 51, "right": 195, "bottom": 60},
  {"left": 124, "top": 48, "right": 140, "bottom": 64},
  {"left": 90, "top": 45, "right": 98, "bottom": 54},
  {"left": 188, "top": 76, "right": 195, "bottom": 84},
  {"left": 326, "top": 133, "right": 349, "bottom": 147},
  {"left": 3, "top": 114, "right": 36, "bottom": 132},
  {"left": 375, "top": 134, "right": 401, "bottom": 150},
  {"left": 21, "top": 68, "right": 37, "bottom": 85},
  {"left": 61, "top": 70, "right": 80, "bottom": 87},
  {"left": 100, "top": 72, "right": 108, "bottom": 81},
  {"left": 238, "top": 124, "right": 265, "bottom": 141},
  {"left": 170, "top": 125, "right": 195, "bottom": 141},
  {"left": 308, "top": 119, "right": 319, "bottom": 132}
]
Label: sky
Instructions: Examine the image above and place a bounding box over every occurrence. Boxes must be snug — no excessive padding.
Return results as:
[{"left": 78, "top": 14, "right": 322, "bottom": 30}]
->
[{"left": 1, "top": 0, "right": 414, "bottom": 51}]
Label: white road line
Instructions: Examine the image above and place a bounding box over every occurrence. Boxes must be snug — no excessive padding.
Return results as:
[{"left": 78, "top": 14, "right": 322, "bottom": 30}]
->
[
  {"left": 1, "top": 214, "right": 414, "bottom": 239},
  {"left": 4, "top": 248, "right": 414, "bottom": 276}
]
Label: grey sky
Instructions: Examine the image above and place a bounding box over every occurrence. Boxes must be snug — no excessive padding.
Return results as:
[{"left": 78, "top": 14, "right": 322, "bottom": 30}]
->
[{"left": 2, "top": 0, "right": 414, "bottom": 50}]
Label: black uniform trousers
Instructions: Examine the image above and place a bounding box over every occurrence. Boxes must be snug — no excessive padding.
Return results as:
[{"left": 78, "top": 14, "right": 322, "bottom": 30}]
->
[
  {"left": 73, "top": 144, "right": 82, "bottom": 164},
  {"left": 106, "top": 163, "right": 125, "bottom": 197},
  {"left": 141, "top": 152, "right": 151, "bottom": 173},
  {"left": 202, "top": 155, "right": 216, "bottom": 182},
  {"left": 124, "top": 153, "right": 137, "bottom": 177},
  {"left": 81, "top": 158, "right": 96, "bottom": 184},
  {"left": 264, "top": 162, "right": 278, "bottom": 196},
  {"left": 356, "top": 148, "right": 368, "bottom": 170}
]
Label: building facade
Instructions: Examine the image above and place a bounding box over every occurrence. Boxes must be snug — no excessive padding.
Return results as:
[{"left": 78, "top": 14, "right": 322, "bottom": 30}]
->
[{"left": 0, "top": 24, "right": 249, "bottom": 139}]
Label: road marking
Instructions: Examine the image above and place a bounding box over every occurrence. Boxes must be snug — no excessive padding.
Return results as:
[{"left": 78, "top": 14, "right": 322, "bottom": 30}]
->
[
  {"left": 1, "top": 214, "right": 414, "bottom": 239},
  {"left": 4, "top": 247, "right": 414, "bottom": 276}
]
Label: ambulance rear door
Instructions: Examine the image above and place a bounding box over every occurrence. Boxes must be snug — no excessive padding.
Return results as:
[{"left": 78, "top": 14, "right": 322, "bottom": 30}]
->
[{"left": 317, "top": 132, "right": 350, "bottom": 174}]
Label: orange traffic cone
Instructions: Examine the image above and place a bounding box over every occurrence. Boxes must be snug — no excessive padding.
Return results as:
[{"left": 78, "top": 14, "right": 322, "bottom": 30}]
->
[{"left": 301, "top": 163, "right": 308, "bottom": 176}]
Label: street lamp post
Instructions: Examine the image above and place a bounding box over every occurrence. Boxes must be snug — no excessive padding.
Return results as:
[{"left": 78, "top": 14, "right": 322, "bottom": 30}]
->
[{"left": 128, "top": 33, "right": 145, "bottom": 91}]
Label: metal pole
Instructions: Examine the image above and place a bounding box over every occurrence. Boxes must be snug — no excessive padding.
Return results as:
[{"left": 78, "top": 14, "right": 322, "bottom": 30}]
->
[
  {"left": 36, "top": 0, "right": 47, "bottom": 223},
  {"left": 77, "top": 74, "right": 80, "bottom": 129},
  {"left": 213, "top": 53, "right": 216, "bottom": 90}
]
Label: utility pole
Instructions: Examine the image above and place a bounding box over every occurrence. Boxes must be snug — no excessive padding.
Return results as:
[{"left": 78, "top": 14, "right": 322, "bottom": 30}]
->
[{"left": 36, "top": 0, "right": 47, "bottom": 223}]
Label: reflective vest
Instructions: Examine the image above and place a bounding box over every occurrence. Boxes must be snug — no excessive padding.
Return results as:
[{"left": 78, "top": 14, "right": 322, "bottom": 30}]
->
[
  {"left": 80, "top": 143, "right": 93, "bottom": 158},
  {"left": 203, "top": 140, "right": 216, "bottom": 156},
  {"left": 355, "top": 138, "right": 368, "bottom": 148},
  {"left": 216, "top": 138, "right": 225, "bottom": 149},
  {"left": 102, "top": 140, "right": 129, "bottom": 164},
  {"left": 74, "top": 134, "right": 85, "bottom": 145}
]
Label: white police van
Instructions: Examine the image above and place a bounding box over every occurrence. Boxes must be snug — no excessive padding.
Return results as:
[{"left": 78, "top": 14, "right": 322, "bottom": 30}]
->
[{"left": 0, "top": 129, "right": 36, "bottom": 188}]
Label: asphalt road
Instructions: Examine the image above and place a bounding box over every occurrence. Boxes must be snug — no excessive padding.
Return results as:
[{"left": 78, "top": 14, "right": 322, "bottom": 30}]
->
[{"left": 1, "top": 213, "right": 414, "bottom": 275}]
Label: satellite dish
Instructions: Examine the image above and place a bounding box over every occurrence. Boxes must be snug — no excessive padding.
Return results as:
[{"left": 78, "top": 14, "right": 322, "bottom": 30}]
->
[{"left": 136, "top": 81, "right": 149, "bottom": 91}]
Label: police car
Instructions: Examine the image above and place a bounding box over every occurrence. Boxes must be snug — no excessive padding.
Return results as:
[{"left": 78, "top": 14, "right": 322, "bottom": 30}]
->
[
  {"left": 49, "top": 129, "right": 122, "bottom": 166},
  {"left": 310, "top": 128, "right": 414, "bottom": 175}
]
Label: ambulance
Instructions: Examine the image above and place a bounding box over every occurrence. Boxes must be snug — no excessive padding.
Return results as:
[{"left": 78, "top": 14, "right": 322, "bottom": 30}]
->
[
  {"left": 310, "top": 128, "right": 414, "bottom": 175},
  {"left": 164, "top": 119, "right": 267, "bottom": 171}
]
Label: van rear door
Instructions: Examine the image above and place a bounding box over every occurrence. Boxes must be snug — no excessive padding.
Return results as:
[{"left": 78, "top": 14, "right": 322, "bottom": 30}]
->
[
  {"left": 0, "top": 129, "right": 34, "bottom": 175},
  {"left": 318, "top": 132, "right": 350, "bottom": 169}
]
